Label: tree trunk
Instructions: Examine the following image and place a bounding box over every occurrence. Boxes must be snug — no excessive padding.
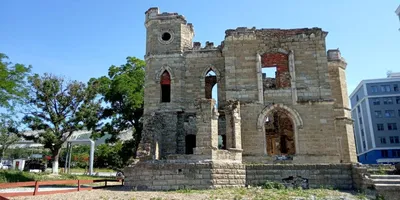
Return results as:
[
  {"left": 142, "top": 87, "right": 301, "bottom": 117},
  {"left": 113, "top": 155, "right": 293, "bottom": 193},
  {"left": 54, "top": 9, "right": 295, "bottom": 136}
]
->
[
  {"left": 0, "top": 145, "right": 8, "bottom": 161},
  {"left": 51, "top": 149, "right": 61, "bottom": 174}
]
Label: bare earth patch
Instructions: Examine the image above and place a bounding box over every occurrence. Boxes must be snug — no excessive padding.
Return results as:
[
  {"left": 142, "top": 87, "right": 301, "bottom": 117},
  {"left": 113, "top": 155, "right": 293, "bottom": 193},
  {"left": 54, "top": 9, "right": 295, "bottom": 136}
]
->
[{"left": 9, "top": 186, "right": 369, "bottom": 200}]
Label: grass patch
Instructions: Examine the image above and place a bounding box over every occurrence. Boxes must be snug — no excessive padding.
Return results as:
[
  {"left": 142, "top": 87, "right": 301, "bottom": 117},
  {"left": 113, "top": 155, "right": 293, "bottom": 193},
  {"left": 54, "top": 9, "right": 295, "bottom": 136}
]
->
[
  {"left": 0, "top": 170, "right": 112, "bottom": 183},
  {"left": 260, "top": 180, "right": 286, "bottom": 190},
  {"left": 170, "top": 187, "right": 366, "bottom": 200},
  {"left": 175, "top": 188, "right": 195, "bottom": 193},
  {"left": 69, "top": 168, "right": 115, "bottom": 173}
]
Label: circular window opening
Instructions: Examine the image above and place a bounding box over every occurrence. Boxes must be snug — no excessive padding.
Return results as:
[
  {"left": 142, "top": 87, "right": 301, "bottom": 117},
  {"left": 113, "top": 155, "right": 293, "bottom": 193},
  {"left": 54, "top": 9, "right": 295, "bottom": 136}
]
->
[{"left": 161, "top": 32, "right": 171, "bottom": 41}]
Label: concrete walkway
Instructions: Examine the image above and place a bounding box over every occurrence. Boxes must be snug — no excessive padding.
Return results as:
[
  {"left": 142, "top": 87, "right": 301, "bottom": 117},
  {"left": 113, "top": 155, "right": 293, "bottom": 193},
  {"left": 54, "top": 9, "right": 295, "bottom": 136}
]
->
[{"left": 0, "top": 185, "right": 86, "bottom": 193}]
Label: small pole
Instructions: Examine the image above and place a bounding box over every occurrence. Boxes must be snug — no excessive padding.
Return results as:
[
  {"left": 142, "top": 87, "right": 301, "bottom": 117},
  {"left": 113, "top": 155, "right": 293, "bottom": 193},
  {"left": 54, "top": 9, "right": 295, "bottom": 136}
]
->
[
  {"left": 64, "top": 142, "right": 70, "bottom": 173},
  {"left": 33, "top": 181, "right": 39, "bottom": 195},
  {"left": 105, "top": 180, "right": 107, "bottom": 187},
  {"left": 68, "top": 144, "right": 72, "bottom": 174},
  {"left": 89, "top": 141, "right": 94, "bottom": 175},
  {"left": 78, "top": 180, "right": 80, "bottom": 191}
]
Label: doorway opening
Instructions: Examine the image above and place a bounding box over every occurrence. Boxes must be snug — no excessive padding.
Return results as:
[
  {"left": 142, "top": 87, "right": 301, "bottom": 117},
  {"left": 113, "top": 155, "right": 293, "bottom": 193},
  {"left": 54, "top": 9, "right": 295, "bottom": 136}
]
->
[
  {"left": 185, "top": 135, "right": 196, "bottom": 154},
  {"left": 264, "top": 109, "right": 295, "bottom": 156}
]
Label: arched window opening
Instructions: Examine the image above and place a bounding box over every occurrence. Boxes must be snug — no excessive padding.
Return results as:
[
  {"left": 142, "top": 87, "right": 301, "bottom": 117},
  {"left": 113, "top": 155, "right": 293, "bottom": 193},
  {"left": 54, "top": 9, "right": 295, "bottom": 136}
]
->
[
  {"left": 205, "top": 69, "right": 218, "bottom": 108},
  {"left": 264, "top": 109, "right": 295, "bottom": 156},
  {"left": 185, "top": 135, "right": 196, "bottom": 154},
  {"left": 160, "top": 71, "right": 171, "bottom": 102}
]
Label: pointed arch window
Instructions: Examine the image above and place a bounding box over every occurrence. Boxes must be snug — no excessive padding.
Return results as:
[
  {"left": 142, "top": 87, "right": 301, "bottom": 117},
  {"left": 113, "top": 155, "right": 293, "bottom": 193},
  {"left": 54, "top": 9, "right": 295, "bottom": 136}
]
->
[
  {"left": 205, "top": 69, "right": 217, "bottom": 99},
  {"left": 160, "top": 71, "right": 171, "bottom": 102}
]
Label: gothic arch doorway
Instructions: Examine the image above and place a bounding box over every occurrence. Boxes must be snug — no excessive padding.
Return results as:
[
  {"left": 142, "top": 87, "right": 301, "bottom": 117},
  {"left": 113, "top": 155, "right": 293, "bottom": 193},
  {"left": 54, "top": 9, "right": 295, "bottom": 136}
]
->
[
  {"left": 257, "top": 104, "right": 303, "bottom": 156},
  {"left": 264, "top": 109, "right": 295, "bottom": 155}
]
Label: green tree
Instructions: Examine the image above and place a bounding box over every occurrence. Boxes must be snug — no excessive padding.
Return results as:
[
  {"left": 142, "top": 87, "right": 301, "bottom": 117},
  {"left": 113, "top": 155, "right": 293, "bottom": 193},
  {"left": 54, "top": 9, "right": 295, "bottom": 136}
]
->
[
  {"left": 94, "top": 142, "right": 123, "bottom": 169},
  {"left": 89, "top": 57, "right": 145, "bottom": 167},
  {"left": 0, "top": 53, "right": 31, "bottom": 109},
  {"left": 0, "top": 116, "right": 20, "bottom": 160},
  {"left": 19, "top": 73, "right": 102, "bottom": 174}
]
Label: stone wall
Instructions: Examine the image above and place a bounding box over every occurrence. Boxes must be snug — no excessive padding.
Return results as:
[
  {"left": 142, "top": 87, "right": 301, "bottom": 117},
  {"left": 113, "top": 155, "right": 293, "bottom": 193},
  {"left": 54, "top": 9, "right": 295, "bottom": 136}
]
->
[
  {"left": 223, "top": 28, "right": 332, "bottom": 103},
  {"left": 245, "top": 164, "right": 353, "bottom": 189},
  {"left": 124, "top": 163, "right": 360, "bottom": 190},
  {"left": 140, "top": 7, "right": 357, "bottom": 165},
  {"left": 351, "top": 164, "right": 374, "bottom": 192},
  {"left": 124, "top": 161, "right": 245, "bottom": 190}
]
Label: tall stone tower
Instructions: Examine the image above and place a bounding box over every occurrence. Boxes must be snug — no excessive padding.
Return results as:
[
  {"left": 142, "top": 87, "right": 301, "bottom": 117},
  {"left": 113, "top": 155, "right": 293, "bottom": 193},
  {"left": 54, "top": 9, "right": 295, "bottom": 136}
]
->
[
  {"left": 145, "top": 7, "right": 194, "bottom": 56},
  {"left": 143, "top": 7, "right": 194, "bottom": 113},
  {"left": 139, "top": 8, "right": 194, "bottom": 159}
]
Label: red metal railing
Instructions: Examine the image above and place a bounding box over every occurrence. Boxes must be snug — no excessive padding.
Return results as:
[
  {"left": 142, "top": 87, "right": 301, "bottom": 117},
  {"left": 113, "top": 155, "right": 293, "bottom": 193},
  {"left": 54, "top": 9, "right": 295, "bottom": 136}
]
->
[{"left": 0, "top": 179, "right": 124, "bottom": 199}]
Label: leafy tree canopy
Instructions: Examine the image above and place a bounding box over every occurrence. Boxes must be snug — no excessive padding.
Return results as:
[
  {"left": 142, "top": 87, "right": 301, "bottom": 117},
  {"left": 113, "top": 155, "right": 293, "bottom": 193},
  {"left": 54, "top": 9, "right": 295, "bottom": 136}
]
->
[
  {"left": 89, "top": 56, "right": 145, "bottom": 164},
  {"left": 0, "top": 53, "right": 31, "bottom": 109},
  {"left": 19, "top": 73, "right": 102, "bottom": 173},
  {"left": 0, "top": 115, "right": 20, "bottom": 160}
]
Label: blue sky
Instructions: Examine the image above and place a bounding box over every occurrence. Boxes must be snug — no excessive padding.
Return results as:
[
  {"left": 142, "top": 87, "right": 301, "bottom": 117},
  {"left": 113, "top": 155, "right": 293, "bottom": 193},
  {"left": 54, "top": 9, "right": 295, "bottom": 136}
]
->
[{"left": 1, "top": 0, "right": 399, "bottom": 96}]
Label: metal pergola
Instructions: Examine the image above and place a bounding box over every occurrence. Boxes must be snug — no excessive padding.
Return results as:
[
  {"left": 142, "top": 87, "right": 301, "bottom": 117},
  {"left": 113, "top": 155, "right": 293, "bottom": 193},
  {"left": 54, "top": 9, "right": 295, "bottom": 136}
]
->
[{"left": 64, "top": 139, "right": 95, "bottom": 175}]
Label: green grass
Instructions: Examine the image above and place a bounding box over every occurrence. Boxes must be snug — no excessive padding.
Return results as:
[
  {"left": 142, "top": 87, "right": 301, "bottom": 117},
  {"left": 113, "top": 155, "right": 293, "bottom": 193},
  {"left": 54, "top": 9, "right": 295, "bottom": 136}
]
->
[
  {"left": 0, "top": 170, "right": 112, "bottom": 183},
  {"left": 69, "top": 168, "right": 116, "bottom": 173},
  {"left": 196, "top": 187, "right": 366, "bottom": 200},
  {"left": 171, "top": 183, "right": 367, "bottom": 200}
]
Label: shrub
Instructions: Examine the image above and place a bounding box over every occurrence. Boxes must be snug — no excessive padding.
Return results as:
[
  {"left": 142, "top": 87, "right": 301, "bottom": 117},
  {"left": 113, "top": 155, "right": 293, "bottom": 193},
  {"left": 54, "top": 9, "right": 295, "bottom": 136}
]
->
[{"left": 261, "top": 181, "right": 286, "bottom": 190}]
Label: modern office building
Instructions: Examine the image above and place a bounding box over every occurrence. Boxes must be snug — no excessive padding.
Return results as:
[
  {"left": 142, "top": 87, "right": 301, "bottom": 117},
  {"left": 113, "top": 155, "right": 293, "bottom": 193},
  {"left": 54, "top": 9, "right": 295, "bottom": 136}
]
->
[{"left": 350, "top": 72, "right": 400, "bottom": 164}]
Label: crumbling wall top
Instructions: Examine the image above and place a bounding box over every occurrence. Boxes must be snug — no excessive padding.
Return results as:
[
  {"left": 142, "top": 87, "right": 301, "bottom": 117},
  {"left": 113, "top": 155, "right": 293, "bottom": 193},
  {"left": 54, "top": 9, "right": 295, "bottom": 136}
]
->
[
  {"left": 327, "top": 48, "right": 346, "bottom": 63},
  {"left": 145, "top": 7, "right": 190, "bottom": 28},
  {"left": 225, "top": 27, "right": 328, "bottom": 40},
  {"left": 185, "top": 41, "right": 223, "bottom": 52}
]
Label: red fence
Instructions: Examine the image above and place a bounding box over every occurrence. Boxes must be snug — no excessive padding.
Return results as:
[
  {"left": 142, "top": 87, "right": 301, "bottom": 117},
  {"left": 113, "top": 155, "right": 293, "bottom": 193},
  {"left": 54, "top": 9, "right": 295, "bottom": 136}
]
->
[{"left": 0, "top": 179, "right": 124, "bottom": 199}]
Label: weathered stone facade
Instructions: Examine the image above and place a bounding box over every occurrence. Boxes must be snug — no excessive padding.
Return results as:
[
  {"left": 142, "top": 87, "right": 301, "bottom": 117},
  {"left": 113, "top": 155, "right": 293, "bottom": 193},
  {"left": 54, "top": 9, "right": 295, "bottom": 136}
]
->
[{"left": 125, "top": 7, "right": 358, "bottom": 190}]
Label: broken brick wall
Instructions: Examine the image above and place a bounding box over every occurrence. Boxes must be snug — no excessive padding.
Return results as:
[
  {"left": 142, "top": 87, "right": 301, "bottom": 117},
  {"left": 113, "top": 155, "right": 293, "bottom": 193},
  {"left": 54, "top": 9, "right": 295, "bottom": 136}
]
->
[{"left": 261, "top": 53, "right": 291, "bottom": 89}]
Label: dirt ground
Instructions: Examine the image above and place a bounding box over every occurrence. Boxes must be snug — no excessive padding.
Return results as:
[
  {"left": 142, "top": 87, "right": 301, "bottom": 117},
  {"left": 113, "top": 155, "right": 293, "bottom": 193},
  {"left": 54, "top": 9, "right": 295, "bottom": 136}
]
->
[{"left": 9, "top": 186, "right": 369, "bottom": 200}]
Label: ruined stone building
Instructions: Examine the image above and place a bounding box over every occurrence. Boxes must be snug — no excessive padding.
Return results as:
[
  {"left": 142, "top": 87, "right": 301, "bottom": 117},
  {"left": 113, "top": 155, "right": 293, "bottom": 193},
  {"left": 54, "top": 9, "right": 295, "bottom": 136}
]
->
[{"left": 125, "top": 7, "right": 358, "bottom": 190}]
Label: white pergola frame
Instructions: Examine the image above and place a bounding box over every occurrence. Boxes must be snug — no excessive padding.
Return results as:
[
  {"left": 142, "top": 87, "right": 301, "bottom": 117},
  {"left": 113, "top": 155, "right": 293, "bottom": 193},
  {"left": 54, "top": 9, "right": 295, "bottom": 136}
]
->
[{"left": 64, "top": 139, "right": 95, "bottom": 175}]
